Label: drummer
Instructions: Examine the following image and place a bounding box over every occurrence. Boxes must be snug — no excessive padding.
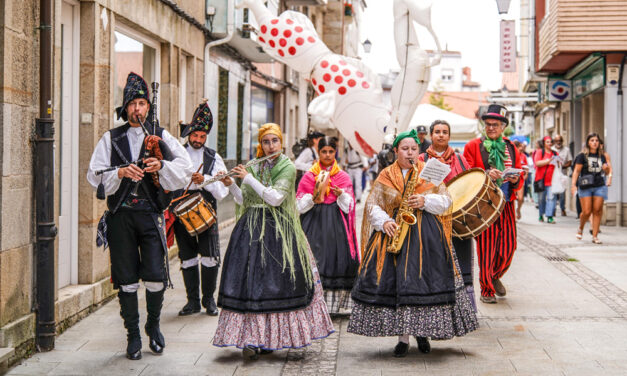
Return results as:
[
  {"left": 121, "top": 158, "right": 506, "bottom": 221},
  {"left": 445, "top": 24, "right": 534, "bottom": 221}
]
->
[
  {"left": 463, "top": 104, "right": 523, "bottom": 304},
  {"left": 418, "top": 120, "right": 475, "bottom": 309},
  {"left": 173, "top": 100, "right": 230, "bottom": 316}
]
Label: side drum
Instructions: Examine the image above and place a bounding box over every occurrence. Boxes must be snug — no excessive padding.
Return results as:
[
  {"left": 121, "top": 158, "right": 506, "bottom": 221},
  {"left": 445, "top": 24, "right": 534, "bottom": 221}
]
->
[
  {"left": 172, "top": 192, "right": 216, "bottom": 236},
  {"left": 445, "top": 168, "right": 505, "bottom": 239}
]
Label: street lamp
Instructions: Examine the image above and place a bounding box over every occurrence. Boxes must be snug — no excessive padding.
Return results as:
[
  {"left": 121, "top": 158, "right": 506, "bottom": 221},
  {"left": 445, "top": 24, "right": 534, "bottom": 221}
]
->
[
  {"left": 362, "top": 39, "right": 372, "bottom": 53},
  {"left": 496, "top": 0, "right": 511, "bottom": 14}
]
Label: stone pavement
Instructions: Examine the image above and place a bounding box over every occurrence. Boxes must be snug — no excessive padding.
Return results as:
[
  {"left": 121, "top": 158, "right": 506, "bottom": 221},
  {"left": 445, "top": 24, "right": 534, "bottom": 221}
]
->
[{"left": 8, "top": 200, "right": 627, "bottom": 375}]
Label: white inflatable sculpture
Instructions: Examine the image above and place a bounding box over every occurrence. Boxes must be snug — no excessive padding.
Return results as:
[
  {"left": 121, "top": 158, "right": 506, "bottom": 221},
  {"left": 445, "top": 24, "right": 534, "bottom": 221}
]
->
[
  {"left": 238, "top": 0, "right": 440, "bottom": 156},
  {"left": 390, "top": 0, "right": 442, "bottom": 133}
]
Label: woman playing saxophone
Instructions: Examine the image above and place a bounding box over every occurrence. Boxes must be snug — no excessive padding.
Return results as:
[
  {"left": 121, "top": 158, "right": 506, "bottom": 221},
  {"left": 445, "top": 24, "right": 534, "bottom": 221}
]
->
[{"left": 347, "top": 129, "right": 478, "bottom": 357}]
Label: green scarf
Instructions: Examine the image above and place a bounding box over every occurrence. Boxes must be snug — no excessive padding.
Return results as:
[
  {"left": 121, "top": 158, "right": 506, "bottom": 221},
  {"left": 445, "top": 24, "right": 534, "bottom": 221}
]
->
[
  {"left": 236, "top": 154, "right": 313, "bottom": 286},
  {"left": 483, "top": 136, "right": 506, "bottom": 185}
]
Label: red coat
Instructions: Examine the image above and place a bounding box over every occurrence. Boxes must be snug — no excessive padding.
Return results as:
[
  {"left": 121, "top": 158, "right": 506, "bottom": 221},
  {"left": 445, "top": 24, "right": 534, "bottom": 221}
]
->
[{"left": 463, "top": 137, "right": 523, "bottom": 201}]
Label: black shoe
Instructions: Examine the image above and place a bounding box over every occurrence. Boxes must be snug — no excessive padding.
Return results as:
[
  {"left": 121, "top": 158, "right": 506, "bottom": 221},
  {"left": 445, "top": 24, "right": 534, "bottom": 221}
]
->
[
  {"left": 243, "top": 345, "right": 259, "bottom": 360},
  {"left": 118, "top": 291, "right": 142, "bottom": 360},
  {"left": 178, "top": 300, "right": 201, "bottom": 316},
  {"left": 259, "top": 349, "right": 274, "bottom": 355},
  {"left": 493, "top": 279, "right": 506, "bottom": 297},
  {"left": 145, "top": 289, "right": 166, "bottom": 355},
  {"left": 205, "top": 297, "right": 219, "bottom": 316},
  {"left": 393, "top": 342, "right": 409, "bottom": 357},
  {"left": 179, "top": 265, "right": 201, "bottom": 316},
  {"left": 416, "top": 337, "right": 431, "bottom": 354},
  {"left": 201, "top": 265, "right": 220, "bottom": 316}
]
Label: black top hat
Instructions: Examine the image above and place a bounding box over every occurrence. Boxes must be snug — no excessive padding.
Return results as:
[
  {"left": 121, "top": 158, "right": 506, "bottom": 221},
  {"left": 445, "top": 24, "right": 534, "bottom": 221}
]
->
[
  {"left": 180, "top": 100, "right": 214, "bottom": 138},
  {"left": 481, "top": 104, "right": 509, "bottom": 125},
  {"left": 307, "top": 131, "right": 325, "bottom": 140},
  {"left": 115, "top": 72, "right": 150, "bottom": 121},
  {"left": 415, "top": 125, "right": 428, "bottom": 134}
]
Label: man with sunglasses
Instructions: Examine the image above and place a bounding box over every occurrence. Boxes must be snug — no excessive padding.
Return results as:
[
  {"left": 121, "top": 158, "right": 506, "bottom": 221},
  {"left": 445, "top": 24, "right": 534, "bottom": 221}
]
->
[{"left": 551, "top": 135, "right": 572, "bottom": 216}]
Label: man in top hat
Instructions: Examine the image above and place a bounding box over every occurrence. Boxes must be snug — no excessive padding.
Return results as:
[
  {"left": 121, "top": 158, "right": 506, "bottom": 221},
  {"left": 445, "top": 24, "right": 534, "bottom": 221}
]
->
[
  {"left": 87, "top": 72, "right": 192, "bottom": 359},
  {"left": 416, "top": 125, "right": 431, "bottom": 154},
  {"left": 463, "top": 104, "right": 522, "bottom": 304},
  {"left": 174, "top": 100, "right": 232, "bottom": 317}
]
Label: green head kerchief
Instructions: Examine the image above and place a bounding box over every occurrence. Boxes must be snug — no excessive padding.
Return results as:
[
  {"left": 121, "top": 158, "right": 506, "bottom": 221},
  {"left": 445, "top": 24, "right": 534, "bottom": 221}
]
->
[
  {"left": 483, "top": 136, "right": 506, "bottom": 185},
  {"left": 393, "top": 129, "right": 421, "bottom": 148}
]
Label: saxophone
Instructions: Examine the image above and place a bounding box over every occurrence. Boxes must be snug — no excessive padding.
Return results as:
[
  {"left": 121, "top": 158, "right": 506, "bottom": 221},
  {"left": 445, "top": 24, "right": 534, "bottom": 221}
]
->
[{"left": 387, "top": 160, "right": 419, "bottom": 254}]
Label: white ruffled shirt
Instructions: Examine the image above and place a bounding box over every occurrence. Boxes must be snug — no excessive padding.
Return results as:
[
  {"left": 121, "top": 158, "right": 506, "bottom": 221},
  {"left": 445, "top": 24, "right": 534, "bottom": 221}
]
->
[
  {"left": 369, "top": 168, "right": 452, "bottom": 231},
  {"left": 296, "top": 192, "right": 353, "bottom": 214},
  {"left": 86, "top": 126, "right": 192, "bottom": 194},
  {"left": 228, "top": 174, "right": 287, "bottom": 207},
  {"left": 185, "top": 145, "right": 229, "bottom": 201}
]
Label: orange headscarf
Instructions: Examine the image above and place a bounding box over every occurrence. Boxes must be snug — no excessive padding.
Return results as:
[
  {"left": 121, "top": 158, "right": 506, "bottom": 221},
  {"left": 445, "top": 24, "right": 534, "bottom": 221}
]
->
[{"left": 256, "top": 123, "right": 283, "bottom": 158}]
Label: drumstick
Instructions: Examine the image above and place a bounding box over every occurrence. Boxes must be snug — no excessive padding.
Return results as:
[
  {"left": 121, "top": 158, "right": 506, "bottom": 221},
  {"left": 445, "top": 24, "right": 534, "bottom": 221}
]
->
[{"left": 170, "top": 164, "right": 203, "bottom": 204}]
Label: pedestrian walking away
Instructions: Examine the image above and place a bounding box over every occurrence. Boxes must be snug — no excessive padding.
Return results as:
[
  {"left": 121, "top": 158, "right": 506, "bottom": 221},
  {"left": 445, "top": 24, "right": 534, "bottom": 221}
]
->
[
  {"left": 296, "top": 136, "right": 360, "bottom": 315},
  {"left": 463, "top": 104, "right": 523, "bottom": 304},
  {"left": 86, "top": 72, "right": 193, "bottom": 360},
  {"left": 534, "top": 136, "right": 559, "bottom": 224},
  {"left": 171, "top": 100, "right": 230, "bottom": 317},
  {"left": 419, "top": 119, "right": 476, "bottom": 310},
  {"left": 552, "top": 134, "right": 572, "bottom": 217},
  {"left": 348, "top": 129, "right": 478, "bottom": 358},
  {"left": 212, "top": 123, "right": 334, "bottom": 359},
  {"left": 571, "top": 133, "right": 611, "bottom": 244}
]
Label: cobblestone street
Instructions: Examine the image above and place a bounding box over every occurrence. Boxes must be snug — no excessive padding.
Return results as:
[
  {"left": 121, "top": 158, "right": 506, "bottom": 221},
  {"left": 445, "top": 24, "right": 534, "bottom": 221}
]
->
[{"left": 8, "top": 201, "right": 627, "bottom": 375}]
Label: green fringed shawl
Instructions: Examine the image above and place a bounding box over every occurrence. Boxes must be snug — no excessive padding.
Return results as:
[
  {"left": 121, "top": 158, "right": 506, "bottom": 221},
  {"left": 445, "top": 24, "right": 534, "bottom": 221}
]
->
[{"left": 236, "top": 154, "right": 313, "bottom": 285}]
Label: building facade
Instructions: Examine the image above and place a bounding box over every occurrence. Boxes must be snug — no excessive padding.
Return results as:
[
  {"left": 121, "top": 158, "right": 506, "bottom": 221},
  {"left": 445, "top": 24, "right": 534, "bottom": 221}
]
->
[{"left": 521, "top": 0, "right": 627, "bottom": 225}]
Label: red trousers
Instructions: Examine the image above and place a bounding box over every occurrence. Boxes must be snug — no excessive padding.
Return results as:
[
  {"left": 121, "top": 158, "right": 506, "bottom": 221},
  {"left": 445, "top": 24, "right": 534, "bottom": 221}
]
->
[{"left": 475, "top": 201, "right": 517, "bottom": 297}]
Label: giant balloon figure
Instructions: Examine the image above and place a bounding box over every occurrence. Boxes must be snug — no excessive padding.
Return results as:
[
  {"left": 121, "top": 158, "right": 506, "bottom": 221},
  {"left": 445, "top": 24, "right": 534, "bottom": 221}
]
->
[
  {"left": 237, "top": 0, "right": 440, "bottom": 156},
  {"left": 390, "top": 0, "right": 442, "bottom": 133}
]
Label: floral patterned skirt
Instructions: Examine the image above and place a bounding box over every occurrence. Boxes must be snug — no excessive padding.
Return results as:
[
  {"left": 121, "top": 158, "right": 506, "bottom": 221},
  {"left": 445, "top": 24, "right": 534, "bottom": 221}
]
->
[
  {"left": 212, "top": 262, "right": 335, "bottom": 350},
  {"left": 347, "top": 253, "right": 478, "bottom": 340}
]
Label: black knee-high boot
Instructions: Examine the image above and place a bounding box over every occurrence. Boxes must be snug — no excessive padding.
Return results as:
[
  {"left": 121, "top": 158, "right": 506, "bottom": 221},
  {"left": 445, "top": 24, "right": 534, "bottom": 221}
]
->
[
  {"left": 145, "top": 289, "right": 166, "bottom": 354},
  {"left": 178, "top": 264, "right": 201, "bottom": 316},
  {"left": 118, "top": 291, "right": 142, "bottom": 360},
  {"left": 201, "top": 265, "right": 219, "bottom": 316}
]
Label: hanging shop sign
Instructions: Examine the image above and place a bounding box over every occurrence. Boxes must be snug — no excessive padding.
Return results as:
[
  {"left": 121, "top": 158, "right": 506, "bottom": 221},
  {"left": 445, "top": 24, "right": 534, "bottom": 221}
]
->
[
  {"left": 547, "top": 79, "right": 572, "bottom": 101},
  {"left": 499, "top": 20, "right": 516, "bottom": 73}
]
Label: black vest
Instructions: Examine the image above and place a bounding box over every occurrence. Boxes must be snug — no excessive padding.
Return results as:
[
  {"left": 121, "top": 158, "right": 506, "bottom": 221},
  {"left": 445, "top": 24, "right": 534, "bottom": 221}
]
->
[
  {"left": 173, "top": 145, "right": 218, "bottom": 210},
  {"left": 107, "top": 123, "right": 171, "bottom": 213}
]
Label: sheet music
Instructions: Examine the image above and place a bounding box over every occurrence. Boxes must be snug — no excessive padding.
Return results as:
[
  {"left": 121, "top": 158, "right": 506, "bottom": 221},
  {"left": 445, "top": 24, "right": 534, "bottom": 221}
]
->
[{"left": 418, "top": 158, "right": 451, "bottom": 186}]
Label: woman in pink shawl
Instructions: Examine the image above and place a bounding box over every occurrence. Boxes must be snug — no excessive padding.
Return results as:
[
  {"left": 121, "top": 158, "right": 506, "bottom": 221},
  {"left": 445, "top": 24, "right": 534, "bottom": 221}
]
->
[{"left": 297, "top": 136, "right": 359, "bottom": 314}]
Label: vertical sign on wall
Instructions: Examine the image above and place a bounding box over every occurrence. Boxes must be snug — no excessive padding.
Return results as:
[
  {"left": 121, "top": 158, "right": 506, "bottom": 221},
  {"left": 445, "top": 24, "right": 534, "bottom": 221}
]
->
[{"left": 500, "top": 20, "right": 516, "bottom": 72}]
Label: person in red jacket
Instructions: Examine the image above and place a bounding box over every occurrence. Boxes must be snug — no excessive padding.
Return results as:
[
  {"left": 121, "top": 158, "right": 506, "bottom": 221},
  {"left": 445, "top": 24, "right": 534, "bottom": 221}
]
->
[{"left": 463, "top": 104, "right": 523, "bottom": 304}]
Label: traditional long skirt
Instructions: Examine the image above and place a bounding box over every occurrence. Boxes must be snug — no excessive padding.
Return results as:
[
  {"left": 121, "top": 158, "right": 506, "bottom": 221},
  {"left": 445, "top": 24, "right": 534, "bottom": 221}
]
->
[
  {"left": 348, "top": 212, "right": 478, "bottom": 339},
  {"left": 300, "top": 202, "right": 359, "bottom": 313},
  {"left": 213, "top": 208, "right": 334, "bottom": 350}
]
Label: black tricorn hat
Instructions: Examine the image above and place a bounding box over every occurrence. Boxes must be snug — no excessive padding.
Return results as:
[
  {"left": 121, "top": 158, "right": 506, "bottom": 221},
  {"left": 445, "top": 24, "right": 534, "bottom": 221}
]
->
[
  {"left": 481, "top": 104, "right": 509, "bottom": 125},
  {"left": 115, "top": 72, "right": 150, "bottom": 121},
  {"left": 180, "top": 100, "right": 213, "bottom": 138}
]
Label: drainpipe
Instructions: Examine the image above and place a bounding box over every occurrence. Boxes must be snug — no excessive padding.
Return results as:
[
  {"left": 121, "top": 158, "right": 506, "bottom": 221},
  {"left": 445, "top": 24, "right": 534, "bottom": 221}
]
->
[
  {"left": 204, "top": 0, "right": 235, "bottom": 101},
  {"left": 35, "top": 0, "right": 57, "bottom": 351},
  {"left": 616, "top": 54, "right": 626, "bottom": 227}
]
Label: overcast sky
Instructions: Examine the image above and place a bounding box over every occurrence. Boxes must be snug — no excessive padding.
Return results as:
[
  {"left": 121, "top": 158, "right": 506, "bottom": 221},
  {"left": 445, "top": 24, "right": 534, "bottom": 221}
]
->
[{"left": 360, "top": 0, "right": 521, "bottom": 91}]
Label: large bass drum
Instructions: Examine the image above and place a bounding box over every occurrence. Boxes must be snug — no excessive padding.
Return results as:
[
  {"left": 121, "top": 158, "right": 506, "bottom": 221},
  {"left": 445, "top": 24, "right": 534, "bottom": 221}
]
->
[{"left": 446, "top": 168, "right": 505, "bottom": 239}]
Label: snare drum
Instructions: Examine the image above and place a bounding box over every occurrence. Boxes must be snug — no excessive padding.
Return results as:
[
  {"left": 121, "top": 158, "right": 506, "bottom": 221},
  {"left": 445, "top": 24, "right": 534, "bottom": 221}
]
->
[
  {"left": 446, "top": 168, "right": 505, "bottom": 239},
  {"left": 172, "top": 192, "right": 216, "bottom": 236}
]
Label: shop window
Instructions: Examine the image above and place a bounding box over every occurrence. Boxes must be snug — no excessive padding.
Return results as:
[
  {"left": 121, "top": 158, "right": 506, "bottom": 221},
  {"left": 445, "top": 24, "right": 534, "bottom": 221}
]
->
[
  {"left": 237, "top": 83, "right": 245, "bottom": 163},
  {"left": 113, "top": 29, "right": 159, "bottom": 127},
  {"left": 250, "top": 84, "right": 275, "bottom": 159},
  {"left": 218, "top": 68, "right": 229, "bottom": 157}
]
